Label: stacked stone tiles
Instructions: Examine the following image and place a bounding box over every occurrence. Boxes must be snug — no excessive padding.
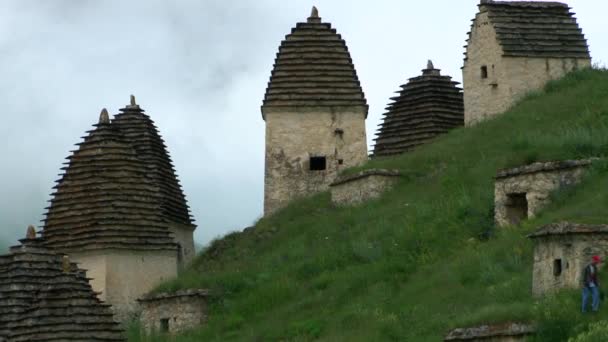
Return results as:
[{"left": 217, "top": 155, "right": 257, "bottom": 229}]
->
[
  {"left": 373, "top": 61, "right": 463, "bottom": 157},
  {"left": 262, "top": 7, "right": 367, "bottom": 111},
  {"left": 0, "top": 228, "right": 124, "bottom": 341},
  {"left": 111, "top": 96, "right": 194, "bottom": 227},
  {"left": 42, "top": 108, "right": 177, "bottom": 252},
  {"left": 466, "top": 0, "right": 590, "bottom": 59}
]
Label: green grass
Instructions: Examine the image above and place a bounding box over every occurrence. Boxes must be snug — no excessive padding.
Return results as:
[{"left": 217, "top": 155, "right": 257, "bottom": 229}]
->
[{"left": 131, "top": 68, "right": 608, "bottom": 341}]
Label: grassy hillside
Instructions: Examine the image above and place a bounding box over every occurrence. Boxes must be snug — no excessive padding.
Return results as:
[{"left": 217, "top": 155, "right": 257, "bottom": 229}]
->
[{"left": 130, "top": 68, "right": 608, "bottom": 341}]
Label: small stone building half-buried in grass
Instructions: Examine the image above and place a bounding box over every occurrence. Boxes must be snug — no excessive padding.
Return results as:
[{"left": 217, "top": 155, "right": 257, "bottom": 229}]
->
[
  {"left": 330, "top": 169, "right": 401, "bottom": 206},
  {"left": 138, "top": 289, "right": 210, "bottom": 335},
  {"left": 494, "top": 159, "right": 594, "bottom": 227},
  {"left": 528, "top": 222, "right": 608, "bottom": 297}
]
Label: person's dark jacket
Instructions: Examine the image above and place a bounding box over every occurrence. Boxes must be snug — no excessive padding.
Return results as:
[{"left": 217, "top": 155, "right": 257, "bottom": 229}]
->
[{"left": 583, "top": 263, "right": 599, "bottom": 288}]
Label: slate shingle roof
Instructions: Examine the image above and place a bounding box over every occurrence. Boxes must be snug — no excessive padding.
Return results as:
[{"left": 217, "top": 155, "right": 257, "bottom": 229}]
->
[
  {"left": 111, "top": 97, "right": 194, "bottom": 226},
  {"left": 465, "top": 0, "right": 590, "bottom": 59},
  {"left": 42, "top": 107, "right": 178, "bottom": 252},
  {"left": 372, "top": 62, "right": 464, "bottom": 157},
  {"left": 0, "top": 229, "right": 124, "bottom": 342},
  {"left": 262, "top": 7, "right": 367, "bottom": 113}
]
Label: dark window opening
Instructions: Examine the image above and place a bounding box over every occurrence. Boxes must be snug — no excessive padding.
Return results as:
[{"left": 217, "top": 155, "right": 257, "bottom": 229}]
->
[
  {"left": 334, "top": 128, "right": 344, "bottom": 138},
  {"left": 160, "top": 318, "right": 170, "bottom": 332},
  {"left": 481, "top": 66, "right": 488, "bottom": 79},
  {"left": 338, "top": 159, "right": 344, "bottom": 165},
  {"left": 553, "top": 259, "right": 563, "bottom": 276},
  {"left": 506, "top": 193, "right": 528, "bottom": 225},
  {"left": 177, "top": 243, "right": 184, "bottom": 269},
  {"left": 310, "top": 156, "right": 327, "bottom": 171}
]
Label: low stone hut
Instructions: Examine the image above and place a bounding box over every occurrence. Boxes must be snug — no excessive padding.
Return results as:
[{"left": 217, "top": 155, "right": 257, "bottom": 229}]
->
[
  {"left": 138, "top": 289, "right": 210, "bottom": 334},
  {"left": 445, "top": 322, "right": 535, "bottom": 341},
  {"left": 329, "top": 169, "right": 401, "bottom": 206},
  {"left": 0, "top": 226, "right": 124, "bottom": 341},
  {"left": 528, "top": 222, "right": 608, "bottom": 297},
  {"left": 373, "top": 60, "right": 463, "bottom": 157},
  {"left": 494, "top": 159, "right": 593, "bottom": 227}
]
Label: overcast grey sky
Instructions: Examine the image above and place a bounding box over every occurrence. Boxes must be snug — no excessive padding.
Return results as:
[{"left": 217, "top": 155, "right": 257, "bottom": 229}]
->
[{"left": 0, "top": 0, "right": 606, "bottom": 249}]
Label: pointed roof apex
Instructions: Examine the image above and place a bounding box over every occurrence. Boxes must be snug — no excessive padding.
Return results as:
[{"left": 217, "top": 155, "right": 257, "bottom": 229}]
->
[
  {"left": 422, "top": 60, "right": 441, "bottom": 76},
  {"left": 124, "top": 94, "right": 142, "bottom": 111},
  {"left": 427, "top": 60, "right": 434, "bottom": 70},
  {"left": 26, "top": 225, "right": 37, "bottom": 239},
  {"left": 307, "top": 6, "right": 321, "bottom": 23},
  {"left": 98, "top": 108, "right": 110, "bottom": 124}
]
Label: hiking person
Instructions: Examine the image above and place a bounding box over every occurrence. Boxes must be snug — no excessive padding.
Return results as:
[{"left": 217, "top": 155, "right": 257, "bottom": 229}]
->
[{"left": 582, "top": 255, "right": 602, "bottom": 313}]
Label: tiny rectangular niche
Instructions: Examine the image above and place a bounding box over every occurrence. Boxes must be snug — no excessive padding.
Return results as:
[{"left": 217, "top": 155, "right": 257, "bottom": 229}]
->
[
  {"left": 553, "top": 259, "right": 563, "bottom": 277},
  {"left": 310, "top": 156, "right": 327, "bottom": 171},
  {"left": 481, "top": 65, "right": 488, "bottom": 79},
  {"left": 160, "top": 318, "right": 170, "bottom": 332}
]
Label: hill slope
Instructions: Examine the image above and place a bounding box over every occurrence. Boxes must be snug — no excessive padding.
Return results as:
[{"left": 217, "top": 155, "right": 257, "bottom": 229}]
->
[{"left": 131, "top": 68, "right": 608, "bottom": 341}]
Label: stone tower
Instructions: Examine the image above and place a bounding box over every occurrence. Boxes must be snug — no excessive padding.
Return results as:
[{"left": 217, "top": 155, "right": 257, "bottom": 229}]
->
[
  {"left": 262, "top": 7, "right": 368, "bottom": 215},
  {"left": 42, "top": 98, "right": 195, "bottom": 320},
  {"left": 373, "top": 60, "right": 463, "bottom": 157},
  {"left": 463, "top": 0, "right": 591, "bottom": 125}
]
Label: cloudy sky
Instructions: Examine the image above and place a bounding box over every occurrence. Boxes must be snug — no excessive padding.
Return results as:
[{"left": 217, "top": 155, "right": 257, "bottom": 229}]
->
[{"left": 0, "top": 0, "right": 606, "bottom": 249}]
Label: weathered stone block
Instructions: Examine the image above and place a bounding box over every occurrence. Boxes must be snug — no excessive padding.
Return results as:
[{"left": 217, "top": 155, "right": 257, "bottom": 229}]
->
[
  {"left": 494, "top": 159, "right": 594, "bottom": 227},
  {"left": 445, "top": 322, "right": 535, "bottom": 341},
  {"left": 330, "top": 169, "right": 401, "bottom": 206},
  {"left": 138, "top": 289, "right": 209, "bottom": 335},
  {"left": 528, "top": 222, "right": 608, "bottom": 297}
]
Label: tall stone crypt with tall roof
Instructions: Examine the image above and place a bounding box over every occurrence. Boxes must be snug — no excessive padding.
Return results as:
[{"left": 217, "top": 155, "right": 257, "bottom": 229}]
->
[
  {"left": 262, "top": 7, "right": 368, "bottom": 215},
  {"left": 42, "top": 96, "right": 196, "bottom": 319},
  {"left": 463, "top": 0, "right": 591, "bottom": 125}
]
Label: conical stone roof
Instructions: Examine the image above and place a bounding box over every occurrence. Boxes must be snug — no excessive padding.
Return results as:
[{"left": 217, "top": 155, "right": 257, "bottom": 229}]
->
[
  {"left": 373, "top": 61, "right": 464, "bottom": 157},
  {"left": 111, "top": 96, "right": 194, "bottom": 227},
  {"left": 262, "top": 7, "right": 367, "bottom": 113},
  {"left": 465, "top": 1, "right": 590, "bottom": 60},
  {"left": 42, "top": 108, "right": 178, "bottom": 252},
  {"left": 0, "top": 227, "right": 124, "bottom": 341}
]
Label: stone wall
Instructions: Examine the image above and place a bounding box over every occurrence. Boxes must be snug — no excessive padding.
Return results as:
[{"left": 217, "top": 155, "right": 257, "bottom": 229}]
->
[
  {"left": 168, "top": 222, "right": 196, "bottom": 266},
  {"left": 139, "top": 290, "right": 209, "bottom": 334},
  {"left": 263, "top": 106, "right": 368, "bottom": 215},
  {"left": 529, "top": 222, "right": 608, "bottom": 296},
  {"left": 494, "top": 160, "right": 593, "bottom": 227},
  {"left": 463, "top": 11, "right": 591, "bottom": 126},
  {"left": 445, "top": 322, "right": 535, "bottom": 341},
  {"left": 71, "top": 249, "right": 178, "bottom": 321},
  {"left": 330, "top": 169, "right": 401, "bottom": 206}
]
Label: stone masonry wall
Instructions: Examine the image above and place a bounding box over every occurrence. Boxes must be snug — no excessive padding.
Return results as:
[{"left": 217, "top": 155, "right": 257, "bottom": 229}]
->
[
  {"left": 264, "top": 106, "right": 368, "bottom": 215},
  {"left": 139, "top": 293, "right": 208, "bottom": 334},
  {"left": 445, "top": 322, "right": 535, "bottom": 341},
  {"left": 330, "top": 170, "right": 400, "bottom": 206},
  {"left": 168, "top": 222, "right": 196, "bottom": 266},
  {"left": 495, "top": 165, "right": 588, "bottom": 227},
  {"left": 531, "top": 234, "right": 608, "bottom": 296},
  {"left": 463, "top": 11, "right": 591, "bottom": 126},
  {"left": 71, "top": 249, "right": 178, "bottom": 321}
]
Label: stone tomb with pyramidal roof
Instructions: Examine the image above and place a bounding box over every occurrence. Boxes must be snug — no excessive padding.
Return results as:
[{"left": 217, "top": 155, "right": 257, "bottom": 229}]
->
[
  {"left": 0, "top": 226, "right": 124, "bottom": 342},
  {"left": 528, "top": 222, "right": 608, "bottom": 297},
  {"left": 42, "top": 96, "right": 196, "bottom": 320},
  {"left": 463, "top": 0, "right": 591, "bottom": 125},
  {"left": 262, "top": 7, "right": 369, "bottom": 215},
  {"left": 373, "top": 61, "right": 463, "bottom": 157}
]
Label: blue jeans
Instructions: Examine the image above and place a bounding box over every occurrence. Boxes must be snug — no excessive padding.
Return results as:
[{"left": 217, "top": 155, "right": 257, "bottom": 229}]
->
[{"left": 582, "top": 286, "right": 600, "bottom": 312}]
